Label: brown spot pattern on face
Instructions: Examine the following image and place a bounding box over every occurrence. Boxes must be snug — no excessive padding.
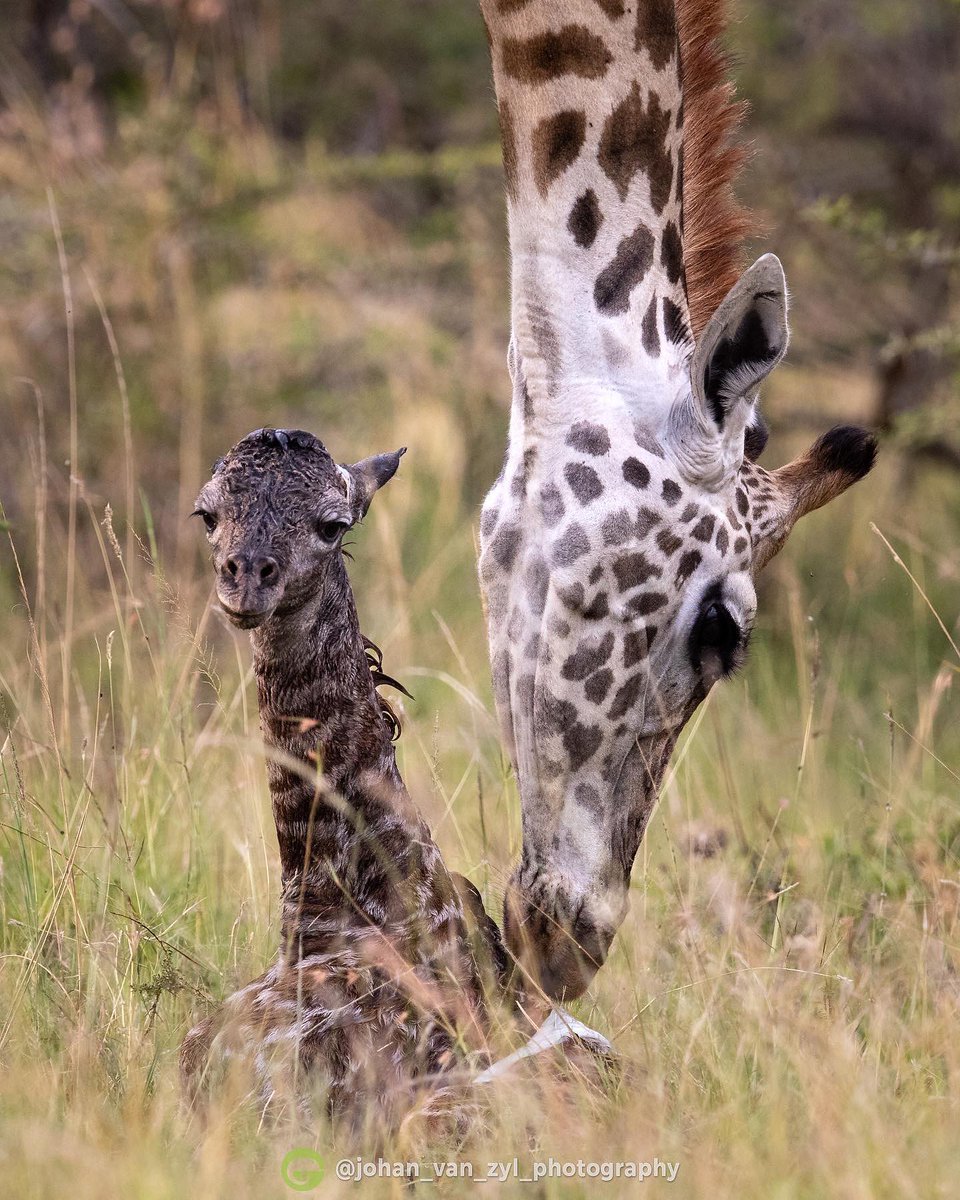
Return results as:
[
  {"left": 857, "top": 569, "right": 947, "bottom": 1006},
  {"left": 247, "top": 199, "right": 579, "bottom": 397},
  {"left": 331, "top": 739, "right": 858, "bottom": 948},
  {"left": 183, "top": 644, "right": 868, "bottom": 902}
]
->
[
  {"left": 642, "top": 295, "right": 660, "bottom": 356},
  {"left": 592, "top": 0, "right": 626, "bottom": 15},
  {"left": 567, "top": 422, "right": 611, "bottom": 456},
  {"left": 497, "top": 0, "right": 533, "bottom": 10},
  {"left": 622, "top": 456, "right": 651, "bottom": 489},
  {"left": 614, "top": 551, "right": 660, "bottom": 591},
  {"left": 634, "top": 426, "right": 666, "bottom": 458},
  {"left": 656, "top": 529, "right": 683, "bottom": 556},
  {"left": 564, "top": 461, "right": 604, "bottom": 504},
  {"left": 691, "top": 514, "right": 716, "bottom": 542},
  {"left": 567, "top": 188, "right": 603, "bottom": 248},
  {"left": 502, "top": 26, "right": 612, "bottom": 85},
  {"left": 585, "top": 669, "right": 614, "bottom": 704},
  {"left": 675, "top": 548, "right": 701, "bottom": 583},
  {"left": 628, "top": 591, "right": 667, "bottom": 616},
  {"left": 553, "top": 523, "right": 591, "bottom": 566},
  {"left": 583, "top": 591, "right": 610, "bottom": 619},
  {"left": 660, "top": 220, "right": 684, "bottom": 284},
  {"left": 594, "top": 222, "right": 655, "bottom": 316},
  {"left": 575, "top": 781, "right": 604, "bottom": 816},
  {"left": 539, "top": 482, "right": 566, "bottom": 527},
  {"left": 598, "top": 84, "right": 673, "bottom": 208},
  {"left": 527, "top": 556, "right": 549, "bottom": 614},
  {"left": 601, "top": 509, "right": 633, "bottom": 546},
  {"left": 561, "top": 632, "right": 615, "bottom": 681},
  {"left": 492, "top": 523, "right": 521, "bottom": 568},
  {"left": 661, "top": 478, "right": 682, "bottom": 504},
  {"left": 563, "top": 721, "right": 603, "bottom": 769},
  {"left": 635, "top": 0, "right": 677, "bottom": 69},
  {"left": 608, "top": 674, "right": 643, "bottom": 721},
  {"left": 533, "top": 109, "right": 587, "bottom": 198},
  {"left": 558, "top": 584, "right": 585, "bottom": 614},
  {"left": 623, "top": 629, "right": 649, "bottom": 668},
  {"left": 635, "top": 507, "right": 660, "bottom": 538}
]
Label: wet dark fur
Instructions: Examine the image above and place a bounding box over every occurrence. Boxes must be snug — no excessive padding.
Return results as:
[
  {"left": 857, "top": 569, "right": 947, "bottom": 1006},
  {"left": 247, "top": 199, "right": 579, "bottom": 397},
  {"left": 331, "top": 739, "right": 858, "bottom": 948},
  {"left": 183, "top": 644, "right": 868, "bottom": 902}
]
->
[{"left": 180, "top": 430, "right": 510, "bottom": 1131}]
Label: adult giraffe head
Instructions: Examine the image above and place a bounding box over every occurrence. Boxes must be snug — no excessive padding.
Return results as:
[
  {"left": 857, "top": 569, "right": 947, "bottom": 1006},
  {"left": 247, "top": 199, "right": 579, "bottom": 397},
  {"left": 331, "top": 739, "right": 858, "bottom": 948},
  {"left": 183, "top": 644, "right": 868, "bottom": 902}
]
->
[{"left": 477, "top": 0, "right": 877, "bottom": 1001}]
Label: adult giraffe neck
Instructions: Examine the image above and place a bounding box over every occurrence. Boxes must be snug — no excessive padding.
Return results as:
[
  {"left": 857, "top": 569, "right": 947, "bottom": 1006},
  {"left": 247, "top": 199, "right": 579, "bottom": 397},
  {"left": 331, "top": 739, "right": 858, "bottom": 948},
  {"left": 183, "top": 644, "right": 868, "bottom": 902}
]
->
[{"left": 480, "top": 0, "right": 692, "bottom": 418}]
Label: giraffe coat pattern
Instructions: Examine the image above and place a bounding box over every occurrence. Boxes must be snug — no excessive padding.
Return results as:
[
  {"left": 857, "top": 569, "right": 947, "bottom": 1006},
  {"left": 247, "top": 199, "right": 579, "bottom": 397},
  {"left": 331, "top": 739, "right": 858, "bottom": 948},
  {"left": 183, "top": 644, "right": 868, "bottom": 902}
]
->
[{"left": 477, "top": 0, "right": 878, "bottom": 999}]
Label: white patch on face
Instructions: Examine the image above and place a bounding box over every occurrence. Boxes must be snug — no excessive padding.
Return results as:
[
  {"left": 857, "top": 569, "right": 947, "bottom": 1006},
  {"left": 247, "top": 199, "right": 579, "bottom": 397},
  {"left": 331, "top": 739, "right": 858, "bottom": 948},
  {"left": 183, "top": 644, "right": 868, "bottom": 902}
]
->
[{"left": 336, "top": 465, "right": 354, "bottom": 505}]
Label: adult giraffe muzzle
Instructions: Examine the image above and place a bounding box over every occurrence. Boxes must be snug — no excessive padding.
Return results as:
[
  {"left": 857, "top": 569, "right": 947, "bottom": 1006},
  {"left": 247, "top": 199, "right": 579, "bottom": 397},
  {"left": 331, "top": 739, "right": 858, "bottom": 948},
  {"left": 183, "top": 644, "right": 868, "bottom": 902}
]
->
[{"left": 476, "top": 0, "right": 877, "bottom": 1001}]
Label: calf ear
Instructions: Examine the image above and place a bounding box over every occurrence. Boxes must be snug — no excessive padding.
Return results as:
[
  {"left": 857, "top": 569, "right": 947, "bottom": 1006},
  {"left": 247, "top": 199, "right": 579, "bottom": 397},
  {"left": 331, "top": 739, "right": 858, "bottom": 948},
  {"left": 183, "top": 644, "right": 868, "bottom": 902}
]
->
[
  {"left": 343, "top": 447, "right": 406, "bottom": 520},
  {"left": 691, "top": 254, "right": 789, "bottom": 430}
]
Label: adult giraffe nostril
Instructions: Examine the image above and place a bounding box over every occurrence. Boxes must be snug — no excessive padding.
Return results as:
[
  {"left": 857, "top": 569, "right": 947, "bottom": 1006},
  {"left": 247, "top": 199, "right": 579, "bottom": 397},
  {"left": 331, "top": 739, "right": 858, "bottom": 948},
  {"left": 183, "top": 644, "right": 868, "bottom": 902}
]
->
[
  {"left": 225, "top": 555, "right": 242, "bottom": 579},
  {"left": 257, "top": 557, "right": 279, "bottom": 586}
]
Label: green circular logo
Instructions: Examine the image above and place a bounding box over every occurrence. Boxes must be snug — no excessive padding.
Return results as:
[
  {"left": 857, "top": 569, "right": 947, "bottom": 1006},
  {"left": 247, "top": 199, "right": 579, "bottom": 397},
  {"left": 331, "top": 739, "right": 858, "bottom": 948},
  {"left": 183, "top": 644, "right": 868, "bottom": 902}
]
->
[{"left": 281, "top": 1148, "right": 326, "bottom": 1192}]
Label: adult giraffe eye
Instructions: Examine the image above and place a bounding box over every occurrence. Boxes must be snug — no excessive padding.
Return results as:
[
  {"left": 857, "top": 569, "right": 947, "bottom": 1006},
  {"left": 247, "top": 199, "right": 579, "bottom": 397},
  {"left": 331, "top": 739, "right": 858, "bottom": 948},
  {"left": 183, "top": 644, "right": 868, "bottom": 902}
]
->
[{"left": 317, "top": 519, "right": 349, "bottom": 544}]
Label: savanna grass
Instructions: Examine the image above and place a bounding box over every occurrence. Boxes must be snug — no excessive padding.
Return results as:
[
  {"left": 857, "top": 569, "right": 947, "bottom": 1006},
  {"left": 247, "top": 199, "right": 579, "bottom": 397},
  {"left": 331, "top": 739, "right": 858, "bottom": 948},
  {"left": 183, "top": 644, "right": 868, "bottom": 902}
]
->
[{"left": 0, "top": 81, "right": 958, "bottom": 1200}]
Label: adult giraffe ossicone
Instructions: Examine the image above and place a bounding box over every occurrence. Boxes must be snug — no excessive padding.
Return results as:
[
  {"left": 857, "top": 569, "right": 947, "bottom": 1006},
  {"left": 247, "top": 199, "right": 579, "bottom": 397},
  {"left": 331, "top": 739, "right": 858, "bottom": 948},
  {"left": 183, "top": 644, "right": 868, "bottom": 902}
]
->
[{"left": 476, "top": 0, "right": 877, "bottom": 1002}]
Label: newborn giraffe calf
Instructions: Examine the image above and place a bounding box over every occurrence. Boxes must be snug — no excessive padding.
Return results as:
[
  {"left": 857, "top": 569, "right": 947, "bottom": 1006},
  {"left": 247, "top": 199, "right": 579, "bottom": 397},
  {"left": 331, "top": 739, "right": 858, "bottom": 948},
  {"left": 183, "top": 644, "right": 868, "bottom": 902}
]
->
[{"left": 179, "top": 428, "right": 607, "bottom": 1131}]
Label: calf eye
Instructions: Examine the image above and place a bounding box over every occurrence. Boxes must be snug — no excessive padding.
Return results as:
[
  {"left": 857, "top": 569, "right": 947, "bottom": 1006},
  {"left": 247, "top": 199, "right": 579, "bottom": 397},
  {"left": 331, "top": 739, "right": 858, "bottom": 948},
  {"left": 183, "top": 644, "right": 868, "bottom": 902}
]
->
[
  {"left": 192, "top": 509, "right": 218, "bottom": 533},
  {"left": 690, "top": 598, "right": 743, "bottom": 681},
  {"left": 317, "top": 519, "right": 349, "bottom": 544}
]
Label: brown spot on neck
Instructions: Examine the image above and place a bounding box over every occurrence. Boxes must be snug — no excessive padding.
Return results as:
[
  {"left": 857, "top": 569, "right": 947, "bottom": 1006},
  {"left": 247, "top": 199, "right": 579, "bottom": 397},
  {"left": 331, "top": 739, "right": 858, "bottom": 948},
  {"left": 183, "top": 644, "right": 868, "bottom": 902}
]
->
[
  {"left": 567, "top": 188, "right": 603, "bottom": 248},
  {"left": 663, "top": 295, "right": 690, "bottom": 345},
  {"left": 594, "top": 222, "right": 655, "bottom": 316},
  {"left": 501, "top": 26, "right": 612, "bottom": 85},
  {"left": 642, "top": 295, "right": 660, "bottom": 356},
  {"left": 598, "top": 83, "right": 673, "bottom": 210},
  {"left": 635, "top": 0, "right": 678, "bottom": 69},
  {"left": 533, "top": 109, "right": 587, "bottom": 198},
  {"left": 660, "top": 220, "right": 684, "bottom": 285}
]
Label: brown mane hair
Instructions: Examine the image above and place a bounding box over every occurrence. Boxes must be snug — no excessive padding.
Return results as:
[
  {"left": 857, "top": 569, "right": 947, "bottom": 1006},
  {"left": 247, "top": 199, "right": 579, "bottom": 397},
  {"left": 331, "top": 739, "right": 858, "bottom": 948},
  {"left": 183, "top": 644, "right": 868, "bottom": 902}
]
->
[{"left": 677, "top": 0, "right": 753, "bottom": 337}]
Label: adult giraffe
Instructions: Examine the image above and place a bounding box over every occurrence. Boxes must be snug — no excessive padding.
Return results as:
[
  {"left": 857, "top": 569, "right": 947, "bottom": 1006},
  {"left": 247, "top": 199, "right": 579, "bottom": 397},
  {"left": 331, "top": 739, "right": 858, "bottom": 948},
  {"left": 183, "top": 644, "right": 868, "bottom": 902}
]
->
[{"left": 476, "top": 0, "right": 877, "bottom": 1002}]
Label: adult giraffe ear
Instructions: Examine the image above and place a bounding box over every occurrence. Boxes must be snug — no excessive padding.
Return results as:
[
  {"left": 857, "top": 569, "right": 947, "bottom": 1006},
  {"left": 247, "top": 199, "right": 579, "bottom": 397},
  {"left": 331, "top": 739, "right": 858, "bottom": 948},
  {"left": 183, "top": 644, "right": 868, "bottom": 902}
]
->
[
  {"left": 752, "top": 425, "right": 878, "bottom": 571},
  {"left": 690, "top": 253, "right": 790, "bottom": 439},
  {"left": 343, "top": 447, "right": 406, "bottom": 521},
  {"left": 668, "top": 256, "right": 789, "bottom": 486}
]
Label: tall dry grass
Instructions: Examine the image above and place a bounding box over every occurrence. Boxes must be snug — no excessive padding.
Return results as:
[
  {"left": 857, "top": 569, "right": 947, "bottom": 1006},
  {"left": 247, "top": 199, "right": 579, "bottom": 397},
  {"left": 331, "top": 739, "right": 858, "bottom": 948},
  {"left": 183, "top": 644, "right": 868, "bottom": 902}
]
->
[{"left": 0, "top": 62, "right": 959, "bottom": 1200}]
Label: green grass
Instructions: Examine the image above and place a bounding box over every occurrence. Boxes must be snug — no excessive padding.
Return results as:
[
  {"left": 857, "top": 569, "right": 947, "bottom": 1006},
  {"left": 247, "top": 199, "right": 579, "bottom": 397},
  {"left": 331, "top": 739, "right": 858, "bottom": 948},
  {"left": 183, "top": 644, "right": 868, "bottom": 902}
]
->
[{"left": 0, "top": 88, "right": 959, "bottom": 1200}]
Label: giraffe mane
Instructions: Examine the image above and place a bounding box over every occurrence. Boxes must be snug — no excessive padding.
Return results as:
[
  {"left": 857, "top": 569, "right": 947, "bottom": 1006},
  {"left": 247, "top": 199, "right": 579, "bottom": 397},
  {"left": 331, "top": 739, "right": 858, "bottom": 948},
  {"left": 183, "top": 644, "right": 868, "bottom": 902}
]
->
[
  {"left": 362, "top": 635, "right": 411, "bottom": 742},
  {"left": 677, "top": 0, "right": 753, "bottom": 337}
]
